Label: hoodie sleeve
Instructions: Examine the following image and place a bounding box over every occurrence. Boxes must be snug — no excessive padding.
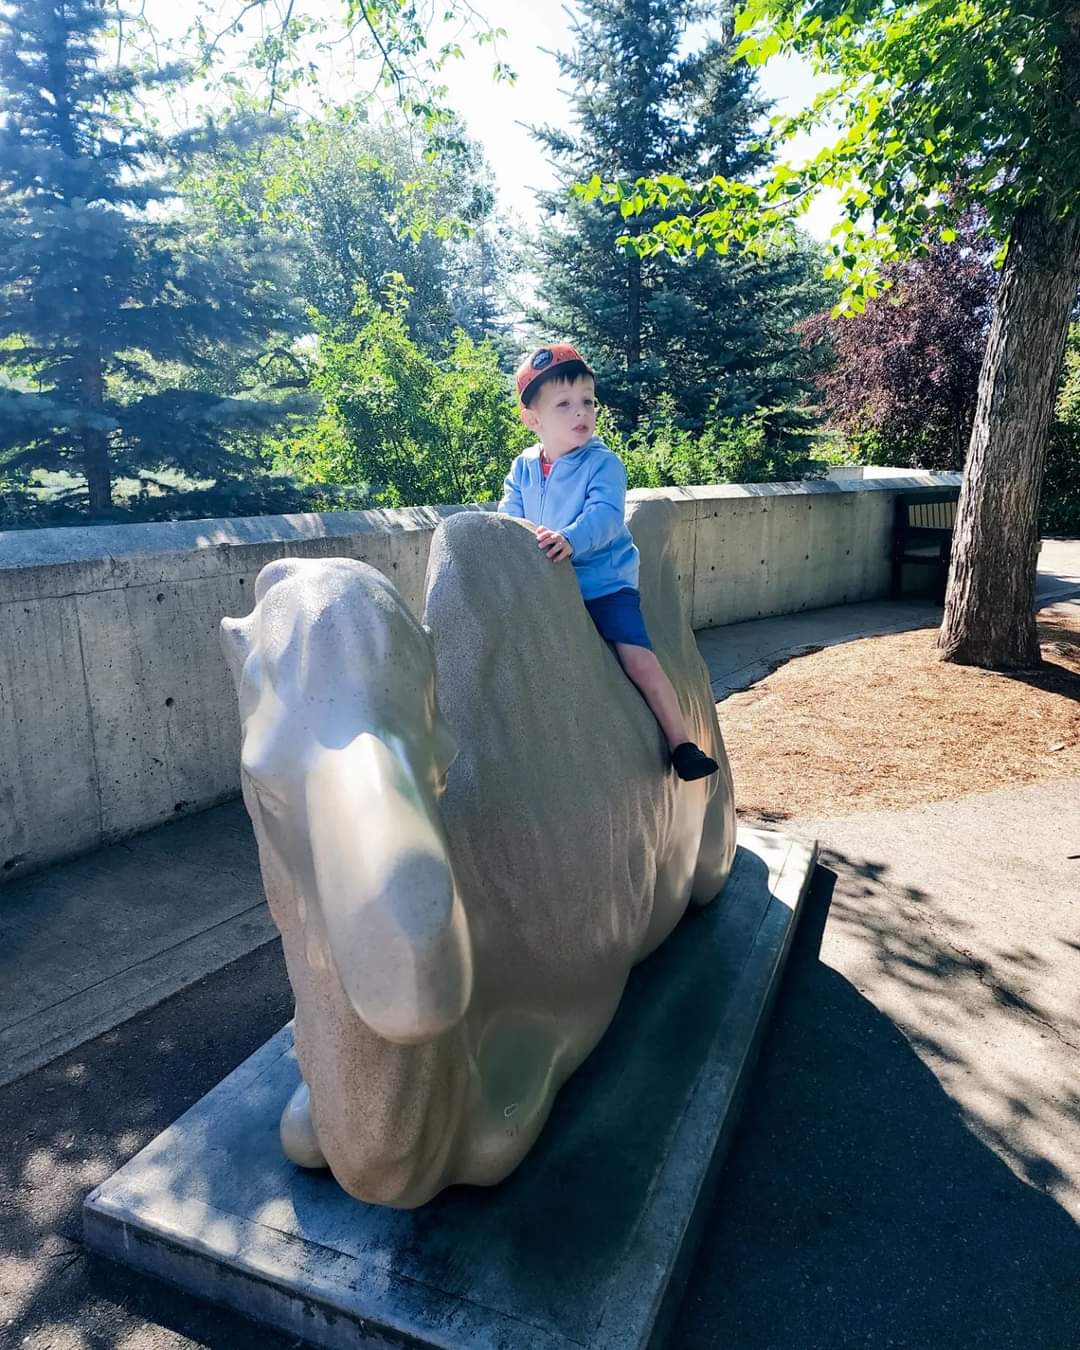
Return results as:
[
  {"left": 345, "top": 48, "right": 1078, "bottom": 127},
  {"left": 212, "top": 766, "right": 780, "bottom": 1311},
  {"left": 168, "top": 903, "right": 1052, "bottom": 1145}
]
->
[
  {"left": 560, "top": 454, "right": 627, "bottom": 560},
  {"left": 498, "top": 455, "right": 525, "bottom": 517}
]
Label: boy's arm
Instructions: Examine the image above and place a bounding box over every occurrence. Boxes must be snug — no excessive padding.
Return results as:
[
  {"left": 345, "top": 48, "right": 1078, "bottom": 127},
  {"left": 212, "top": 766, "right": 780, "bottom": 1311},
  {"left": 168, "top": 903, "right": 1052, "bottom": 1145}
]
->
[
  {"left": 497, "top": 457, "right": 525, "bottom": 517},
  {"left": 559, "top": 455, "right": 627, "bottom": 560}
]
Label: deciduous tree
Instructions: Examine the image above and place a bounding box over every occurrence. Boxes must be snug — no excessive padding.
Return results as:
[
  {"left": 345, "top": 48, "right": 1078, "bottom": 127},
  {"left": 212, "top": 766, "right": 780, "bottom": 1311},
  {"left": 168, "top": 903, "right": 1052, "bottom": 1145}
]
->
[
  {"left": 595, "top": 0, "right": 1080, "bottom": 668},
  {"left": 800, "top": 213, "right": 996, "bottom": 470}
]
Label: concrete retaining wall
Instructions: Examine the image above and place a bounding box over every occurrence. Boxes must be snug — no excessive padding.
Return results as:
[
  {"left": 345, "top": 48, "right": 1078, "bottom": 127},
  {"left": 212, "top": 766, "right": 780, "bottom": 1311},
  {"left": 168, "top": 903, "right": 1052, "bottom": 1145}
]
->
[{"left": 0, "top": 473, "right": 960, "bottom": 882}]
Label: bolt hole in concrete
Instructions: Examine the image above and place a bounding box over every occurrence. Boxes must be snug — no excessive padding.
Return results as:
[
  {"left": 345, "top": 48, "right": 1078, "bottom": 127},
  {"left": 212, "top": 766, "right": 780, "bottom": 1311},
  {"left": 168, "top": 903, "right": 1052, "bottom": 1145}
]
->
[
  {"left": 156, "top": 593, "right": 164, "bottom": 602},
  {"left": 165, "top": 697, "right": 174, "bottom": 707}
]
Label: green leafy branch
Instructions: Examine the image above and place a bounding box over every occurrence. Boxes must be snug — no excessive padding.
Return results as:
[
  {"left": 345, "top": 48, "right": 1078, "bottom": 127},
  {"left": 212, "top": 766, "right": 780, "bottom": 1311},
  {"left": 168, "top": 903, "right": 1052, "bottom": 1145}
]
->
[{"left": 575, "top": 0, "right": 1080, "bottom": 316}]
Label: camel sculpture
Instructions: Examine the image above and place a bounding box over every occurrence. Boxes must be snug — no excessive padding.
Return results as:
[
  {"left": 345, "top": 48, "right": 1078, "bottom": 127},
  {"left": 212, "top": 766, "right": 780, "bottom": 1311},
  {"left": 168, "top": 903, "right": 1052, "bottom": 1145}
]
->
[{"left": 220, "top": 500, "right": 736, "bottom": 1208}]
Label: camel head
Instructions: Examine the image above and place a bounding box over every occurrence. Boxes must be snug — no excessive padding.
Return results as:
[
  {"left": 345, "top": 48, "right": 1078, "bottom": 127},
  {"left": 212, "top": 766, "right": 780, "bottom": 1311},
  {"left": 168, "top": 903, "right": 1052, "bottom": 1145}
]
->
[{"left": 221, "top": 556, "right": 472, "bottom": 1045}]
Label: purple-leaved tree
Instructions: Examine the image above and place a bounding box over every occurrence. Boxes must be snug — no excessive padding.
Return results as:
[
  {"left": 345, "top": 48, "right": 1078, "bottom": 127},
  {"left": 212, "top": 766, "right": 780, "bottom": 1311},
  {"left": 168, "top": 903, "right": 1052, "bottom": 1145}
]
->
[{"left": 800, "top": 215, "right": 997, "bottom": 472}]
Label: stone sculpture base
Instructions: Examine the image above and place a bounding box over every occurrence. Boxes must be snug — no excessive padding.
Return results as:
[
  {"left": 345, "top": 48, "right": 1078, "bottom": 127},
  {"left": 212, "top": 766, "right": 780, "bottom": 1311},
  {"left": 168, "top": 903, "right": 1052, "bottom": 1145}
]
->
[{"left": 84, "top": 828, "right": 817, "bottom": 1350}]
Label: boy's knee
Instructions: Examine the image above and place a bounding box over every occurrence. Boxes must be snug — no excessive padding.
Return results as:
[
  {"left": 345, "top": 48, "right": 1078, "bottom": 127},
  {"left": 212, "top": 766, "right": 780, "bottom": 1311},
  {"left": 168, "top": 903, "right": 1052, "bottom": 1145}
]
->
[{"left": 617, "top": 643, "right": 656, "bottom": 682}]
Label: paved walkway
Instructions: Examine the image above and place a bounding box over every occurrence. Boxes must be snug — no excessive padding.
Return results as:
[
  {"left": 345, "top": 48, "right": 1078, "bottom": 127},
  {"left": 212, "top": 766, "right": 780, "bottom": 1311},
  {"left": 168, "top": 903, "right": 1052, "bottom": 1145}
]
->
[
  {"left": 674, "top": 779, "right": 1080, "bottom": 1349},
  {"left": 1, "top": 539, "right": 1078, "bottom": 1348},
  {"left": 0, "top": 803, "right": 271, "bottom": 1089}
]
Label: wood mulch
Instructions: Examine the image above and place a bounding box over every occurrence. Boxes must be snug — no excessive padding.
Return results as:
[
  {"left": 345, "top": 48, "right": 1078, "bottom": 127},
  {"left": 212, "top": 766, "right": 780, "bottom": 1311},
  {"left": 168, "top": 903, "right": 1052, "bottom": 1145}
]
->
[{"left": 718, "top": 603, "right": 1080, "bottom": 823}]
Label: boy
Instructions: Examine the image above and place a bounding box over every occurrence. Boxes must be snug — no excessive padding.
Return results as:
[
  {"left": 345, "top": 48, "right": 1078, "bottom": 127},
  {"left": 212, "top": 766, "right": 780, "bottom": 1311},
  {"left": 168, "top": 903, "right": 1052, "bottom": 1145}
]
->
[{"left": 499, "top": 343, "right": 719, "bottom": 782}]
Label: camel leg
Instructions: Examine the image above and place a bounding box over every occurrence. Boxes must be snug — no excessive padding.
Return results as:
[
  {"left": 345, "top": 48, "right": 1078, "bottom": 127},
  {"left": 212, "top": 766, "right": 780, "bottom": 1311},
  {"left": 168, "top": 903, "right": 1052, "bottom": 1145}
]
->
[{"left": 280, "top": 1081, "right": 328, "bottom": 1169}]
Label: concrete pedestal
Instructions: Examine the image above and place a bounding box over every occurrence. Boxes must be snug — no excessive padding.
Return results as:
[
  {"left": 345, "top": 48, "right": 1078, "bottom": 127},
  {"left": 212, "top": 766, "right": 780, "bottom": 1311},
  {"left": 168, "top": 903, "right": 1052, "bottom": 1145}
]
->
[{"left": 84, "top": 828, "right": 816, "bottom": 1350}]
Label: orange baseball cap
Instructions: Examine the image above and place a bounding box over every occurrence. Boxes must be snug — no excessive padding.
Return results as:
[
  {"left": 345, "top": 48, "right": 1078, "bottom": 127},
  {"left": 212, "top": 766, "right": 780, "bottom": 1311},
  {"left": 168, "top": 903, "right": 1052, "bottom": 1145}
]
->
[{"left": 515, "top": 343, "right": 594, "bottom": 402}]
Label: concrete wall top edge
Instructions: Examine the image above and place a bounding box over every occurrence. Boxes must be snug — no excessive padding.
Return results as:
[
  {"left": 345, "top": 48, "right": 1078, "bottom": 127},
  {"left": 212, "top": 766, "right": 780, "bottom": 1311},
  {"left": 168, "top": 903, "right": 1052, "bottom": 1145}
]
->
[
  {"left": 0, "top": 500, "right": 491, "bottom": 570},
  {"left": 668, "top": 472, "right": 962, "bottom": 501},
  {"left": 0, "top": 474, "right": 963, "bottom": 599}
]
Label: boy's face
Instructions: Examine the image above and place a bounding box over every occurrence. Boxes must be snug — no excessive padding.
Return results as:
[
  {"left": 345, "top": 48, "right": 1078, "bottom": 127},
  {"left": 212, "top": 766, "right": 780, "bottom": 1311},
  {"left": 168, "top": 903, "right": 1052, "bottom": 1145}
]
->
[{"left": 520, "top": 375, "right": 597, "bottom": 456}]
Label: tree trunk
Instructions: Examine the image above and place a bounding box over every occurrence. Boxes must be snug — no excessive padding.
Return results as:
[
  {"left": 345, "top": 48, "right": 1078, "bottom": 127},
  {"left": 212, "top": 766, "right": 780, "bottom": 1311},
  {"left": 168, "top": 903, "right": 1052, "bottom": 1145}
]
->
[
  {"left": 78, "top": 348, "right": 113, "bottom": 514},
  {"left": 83, "top": 426, "right": 112, "bottom": 514},
  {"left": 627, "top": 251, "right": 642, "bottom": 423},
  {"left": 937, "top": 199, "right": 1080, "bottom": 668}
]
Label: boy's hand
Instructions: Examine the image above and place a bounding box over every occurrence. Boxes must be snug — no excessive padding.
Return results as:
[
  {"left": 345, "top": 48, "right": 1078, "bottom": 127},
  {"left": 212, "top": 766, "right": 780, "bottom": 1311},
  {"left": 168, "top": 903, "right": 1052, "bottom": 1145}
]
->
[{"left": 536, "top": 527, "right": 573, "bottom": 562}]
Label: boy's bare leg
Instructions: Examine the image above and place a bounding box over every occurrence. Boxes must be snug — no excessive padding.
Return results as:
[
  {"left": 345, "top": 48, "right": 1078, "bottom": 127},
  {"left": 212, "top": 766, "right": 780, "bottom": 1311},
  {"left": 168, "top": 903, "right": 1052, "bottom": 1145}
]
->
[{"left": 614, "top": 643, "right": 691, "bottom": 749}]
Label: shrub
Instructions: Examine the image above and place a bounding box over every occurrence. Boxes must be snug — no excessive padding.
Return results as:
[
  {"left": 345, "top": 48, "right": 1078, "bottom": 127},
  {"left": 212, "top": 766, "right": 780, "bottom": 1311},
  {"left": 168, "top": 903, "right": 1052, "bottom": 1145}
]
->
[
  {"left": 616, "top": 396, "right": 825, "bottom": 489},
  {"left": 283, "top": 279, "right": 530, "bottom": 507}
]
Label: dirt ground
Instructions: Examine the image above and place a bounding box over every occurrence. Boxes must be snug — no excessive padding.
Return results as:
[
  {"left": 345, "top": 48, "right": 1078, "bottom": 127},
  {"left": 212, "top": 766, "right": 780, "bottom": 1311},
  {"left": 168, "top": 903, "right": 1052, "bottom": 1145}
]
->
[{"left": 720, "top": 602, "right": 1080, "bottom": 823}]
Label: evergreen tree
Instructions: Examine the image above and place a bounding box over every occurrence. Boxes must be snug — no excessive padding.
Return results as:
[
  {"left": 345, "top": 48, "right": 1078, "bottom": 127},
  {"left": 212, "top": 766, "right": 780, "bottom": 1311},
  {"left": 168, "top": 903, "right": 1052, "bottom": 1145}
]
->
[
  {"left": 0, "top": 0, "right": 307, "bottom": 516},
  {"left": 530, "top": 0, "right": 828, "bottom": 436},
  {"left": 444, "top": 178, "right": 524, "bottom": 365}
]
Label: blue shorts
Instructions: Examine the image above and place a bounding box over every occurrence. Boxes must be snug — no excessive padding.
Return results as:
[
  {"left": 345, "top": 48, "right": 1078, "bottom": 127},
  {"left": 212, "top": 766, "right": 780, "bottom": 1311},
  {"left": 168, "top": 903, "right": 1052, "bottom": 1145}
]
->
[{"left": 584, "top": 587, "right": 653, "bottom": 650}]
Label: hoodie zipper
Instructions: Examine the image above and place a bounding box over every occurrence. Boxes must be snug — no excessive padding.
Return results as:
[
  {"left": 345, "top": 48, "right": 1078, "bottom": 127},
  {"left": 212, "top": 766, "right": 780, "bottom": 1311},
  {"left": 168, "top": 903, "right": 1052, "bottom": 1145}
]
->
[
  {"left": 537, "top": 442, "right": 584, "bottom": 526},
  {"left": 538, "top": 454, "right": 553, "bottom": 526}
]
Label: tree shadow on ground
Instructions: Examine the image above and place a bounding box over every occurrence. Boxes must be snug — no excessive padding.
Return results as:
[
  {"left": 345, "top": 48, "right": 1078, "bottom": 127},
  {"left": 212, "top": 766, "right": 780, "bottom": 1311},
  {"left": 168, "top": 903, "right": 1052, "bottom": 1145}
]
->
[
  {"left": 675, "top": 865, "right": 1080, "bottom": 1350},
  {"left": 0, "top": 941, "right": 303, "bottom": 1350},
  {"left": 974, "top": 604, "right": 1080, "bottom": 693},
  {"left": 815, "top": 844, "right": 1080, "bottom": 1199},
  {"left": 675, "top": 864, "right": 1080, "bottom": 1350},
  {"left": 982, "top": 624, "right": 1080, "bottom": 698}
]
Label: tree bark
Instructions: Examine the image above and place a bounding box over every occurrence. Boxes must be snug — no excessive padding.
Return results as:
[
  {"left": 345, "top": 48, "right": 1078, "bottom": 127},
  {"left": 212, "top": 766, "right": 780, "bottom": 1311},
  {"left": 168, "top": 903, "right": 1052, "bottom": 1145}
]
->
[
  {"left": 939, "top": 5, "right": 1080, "bottom": 668},
  {"left": 937, "top": 200, "right": 1080, "bottom": 668},
  {"left": 78, "top": 348, "right": 113, "bottom": 514},
  {"left": 627, "top": 250, "right": 642, "bottom": 423}
]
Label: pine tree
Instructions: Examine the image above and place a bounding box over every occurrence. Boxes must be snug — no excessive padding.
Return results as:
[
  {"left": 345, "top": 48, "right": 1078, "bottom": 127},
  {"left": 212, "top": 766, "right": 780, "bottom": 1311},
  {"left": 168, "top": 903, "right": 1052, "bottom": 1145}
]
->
[
  {"left": 0, "top": 0, "right": 306, "bottom": 517},
  {"left": 530, "top": 0, "right": 829, "bottom": 437}
]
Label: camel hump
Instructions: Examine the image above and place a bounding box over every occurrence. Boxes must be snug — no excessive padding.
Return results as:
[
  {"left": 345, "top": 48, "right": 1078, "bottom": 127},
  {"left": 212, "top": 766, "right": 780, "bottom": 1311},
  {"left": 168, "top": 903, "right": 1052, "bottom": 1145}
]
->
[
  {"left": 426, "top": 510, "right": 551, "bottom": 620},
  {"left": 422, "top": 503, "right": 691, "bottom": 739},
  {"left": 424, "top": 510, "right": 621, "bottom": 719},
  {"left": 422, "top": 510, "right": 669, "bottom": 978},
  {"left": 427, "top": 500, "right": 686, "bottom": 628}
]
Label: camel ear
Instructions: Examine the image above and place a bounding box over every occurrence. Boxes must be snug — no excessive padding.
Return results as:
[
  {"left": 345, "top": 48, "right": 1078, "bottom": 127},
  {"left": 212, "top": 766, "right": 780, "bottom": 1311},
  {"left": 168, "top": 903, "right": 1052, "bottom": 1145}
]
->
[
  {"left": 220, "top": 615, "right": 253, "bottom": 691},
  {"left": 305, "top": 737, "right": 473, "bottom": 1044},
  {"left": 254, "top": 555, "right": 307, "bottom": 603}
]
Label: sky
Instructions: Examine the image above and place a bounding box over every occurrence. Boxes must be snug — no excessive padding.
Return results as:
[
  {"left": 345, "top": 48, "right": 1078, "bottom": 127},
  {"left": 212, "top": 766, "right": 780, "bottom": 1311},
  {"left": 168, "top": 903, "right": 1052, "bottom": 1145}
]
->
[
  {"left": 139, "top": 0, "right": 841, "bottom": 242},
  {"left": 434, "top": 7, "right": 841, "bottom": 242}
]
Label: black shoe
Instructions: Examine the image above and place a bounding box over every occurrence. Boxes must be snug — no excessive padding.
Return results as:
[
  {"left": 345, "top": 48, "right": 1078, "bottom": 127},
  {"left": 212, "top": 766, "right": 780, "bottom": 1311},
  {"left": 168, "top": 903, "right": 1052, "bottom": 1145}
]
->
[{"left": 671, "top": 741, "right": 719, "bottom": 781}]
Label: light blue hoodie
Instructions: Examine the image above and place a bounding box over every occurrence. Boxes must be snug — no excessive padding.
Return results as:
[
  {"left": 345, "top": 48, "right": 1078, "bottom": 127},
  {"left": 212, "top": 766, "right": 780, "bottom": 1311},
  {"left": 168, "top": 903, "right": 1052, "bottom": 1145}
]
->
[{"left": 498, "top": 435, "right": 640, "bottom": 600}]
